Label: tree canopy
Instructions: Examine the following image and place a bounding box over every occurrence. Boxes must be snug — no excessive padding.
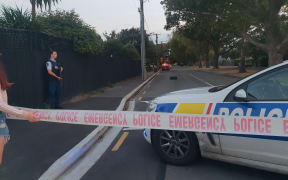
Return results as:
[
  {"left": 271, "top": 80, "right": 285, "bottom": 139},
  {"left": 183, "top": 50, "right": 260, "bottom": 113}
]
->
[
  {"left": 104, "top": 28, "right": 158, "bottom": 64},
  {"left": 36, "top": 10, "right": 103, "bottom": 55},
  {"left": 30, "top": 0, "right": 60, "bottom": 19},
  {"left": 161, "top": 0, "right": 288, "bottom": 67},
  {"left": 0, "top": 6, "right": 32, "bottom": 29}
]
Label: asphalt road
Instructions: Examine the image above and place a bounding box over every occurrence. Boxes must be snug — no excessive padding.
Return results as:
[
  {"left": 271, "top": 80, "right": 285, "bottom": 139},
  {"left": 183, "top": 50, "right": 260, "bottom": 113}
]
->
[
  {"left": 0, "top": 76, "right": 143, "bottom": 180},
  {"left": 83, "top": 67, "right": 288, "bottom": 180}
]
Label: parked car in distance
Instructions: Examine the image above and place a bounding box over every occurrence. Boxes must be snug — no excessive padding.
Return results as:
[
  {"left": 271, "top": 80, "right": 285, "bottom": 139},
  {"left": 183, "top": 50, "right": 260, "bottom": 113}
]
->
[{"left": 161, "top": 62, "right": 171, "bottom": 71}]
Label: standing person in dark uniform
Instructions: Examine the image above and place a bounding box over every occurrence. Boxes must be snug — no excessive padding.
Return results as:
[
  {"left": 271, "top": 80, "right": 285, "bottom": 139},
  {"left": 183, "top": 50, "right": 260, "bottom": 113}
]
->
[{"left": 46, "top": 51, "right": 63, "bottom": 109}]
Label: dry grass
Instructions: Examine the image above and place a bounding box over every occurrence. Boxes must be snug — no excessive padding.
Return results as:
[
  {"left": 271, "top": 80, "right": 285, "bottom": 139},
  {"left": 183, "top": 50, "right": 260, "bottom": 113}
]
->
[{"left": 190, "top": 66, "right": 265, "bottom": 78}]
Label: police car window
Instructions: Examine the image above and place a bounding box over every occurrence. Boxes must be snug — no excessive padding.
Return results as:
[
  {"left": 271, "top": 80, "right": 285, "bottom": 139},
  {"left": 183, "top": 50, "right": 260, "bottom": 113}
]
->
[
  {"left": 247, "top": 68, "right": 288, "bottom": 101},
  {"left": 209, "top": 69, "right": 263, "bottom": 93}
]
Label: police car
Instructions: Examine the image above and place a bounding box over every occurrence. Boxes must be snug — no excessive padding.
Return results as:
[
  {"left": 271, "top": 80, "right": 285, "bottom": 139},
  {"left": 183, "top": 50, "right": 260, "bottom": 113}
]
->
[{"left": 144, "top": 61, "right": 288, "bottom": 174}]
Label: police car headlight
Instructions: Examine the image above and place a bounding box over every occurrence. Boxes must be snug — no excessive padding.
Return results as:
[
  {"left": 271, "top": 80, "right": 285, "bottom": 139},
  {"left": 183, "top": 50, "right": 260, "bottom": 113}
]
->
[{"left": 147, "top": 102, "right": 157, "bottom": 112}]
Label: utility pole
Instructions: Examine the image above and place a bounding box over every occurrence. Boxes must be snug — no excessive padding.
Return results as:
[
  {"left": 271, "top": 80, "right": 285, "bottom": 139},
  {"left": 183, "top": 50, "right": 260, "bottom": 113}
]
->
[{"left": 139, "top": 0, "right": 146, "bottom": 80}]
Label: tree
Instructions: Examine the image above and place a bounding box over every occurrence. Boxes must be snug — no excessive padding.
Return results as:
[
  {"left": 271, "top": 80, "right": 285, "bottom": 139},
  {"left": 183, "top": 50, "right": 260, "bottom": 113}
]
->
[
  {"left": 118, "top": 28, "right": 146, "bottom": 53},
  {"left": 226, "top": 8, "right": 254, "bottom": 72},
  {"left": 168, "top": 32, "right": 199, "bottom": 66},
  {"left": 103, "top": 29, "right": 141, "bottom": 60},
  {"left": 123, "top": 43, "right": 140, "bottom": 60},
  {"left": 179, "top": 18, "right": 231, "bottom": 69},
  {"left": 103, "top": 39, "right": 140, "bottom": 60},
  {"left": 30, "top": 0, "right": 60, "bottom": 19},
  {"left": 146, "top": 40, "right": 157, "bottom": 64},
  {"left": 0, "top": 6, "right": 32, "bottom": 29},
  {"left": 162, "top": 0, "right": 288, "bottom": 67},
  {"left": 103, "top": 30, "right": 118, "bottom": 41},
  {"left": 161, "top": 0, "right": 235, "bottom": 69},
  {"left": 168, "top": 33, "right": 187, "bottom": 65},
  {"left": 112, "top": 28, "right": 157, "bottom": 64},
  {"left": 235, "top": 0, "right": 288, "bottom": 66},
  {"left": 36, "top": 10, "right": 103, "bottom": 55}
]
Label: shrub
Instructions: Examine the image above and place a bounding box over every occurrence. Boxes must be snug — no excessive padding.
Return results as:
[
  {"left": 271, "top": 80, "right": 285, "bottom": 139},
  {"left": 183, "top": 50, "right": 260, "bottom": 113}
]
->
[
  {"left": 36, "top": 10, "right": 103, "bottom": 55},
  {"left": 0, "top": 6, "right": 32, "bottom": 29}
]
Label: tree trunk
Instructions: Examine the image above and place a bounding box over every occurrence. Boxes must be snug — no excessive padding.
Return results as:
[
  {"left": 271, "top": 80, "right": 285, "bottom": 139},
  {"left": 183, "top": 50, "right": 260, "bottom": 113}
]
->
[
  {"left": 199, "top": 61, "right": 202, "bottom": 68},
  {"left": 213, "top": 47, "right": 219, "bottom": 69},
  {"left": 48, "top": 1, "right": 52, "bottom": 13},
  {"left": 239, "top": 56, "right": 246, "bottom": 73},
  {"left": 205, "top": 51, "right": 210, "bottom": 68},
  {"left": 239, "top": 38, "right": 246, "bottom": 73},
  {"left": 31, "top": 0, "right": 36, "bottom": 20},
  {"left": 205, "top": 59, "right": 210, "bottom": 68},
  {"left": 268, "top": 48, "right": 283, "bottom": 66}
]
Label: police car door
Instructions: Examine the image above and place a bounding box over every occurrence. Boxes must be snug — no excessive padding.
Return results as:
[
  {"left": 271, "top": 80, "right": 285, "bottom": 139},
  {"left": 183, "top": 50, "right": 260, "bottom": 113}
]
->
[{"left": 222, "top": 65, "right": 288, "bottom": 166}]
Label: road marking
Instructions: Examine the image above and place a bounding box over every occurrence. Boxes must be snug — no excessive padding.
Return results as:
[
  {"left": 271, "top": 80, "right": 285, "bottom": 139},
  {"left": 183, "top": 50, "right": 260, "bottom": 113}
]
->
[
  {"left": 53, "top": 127, "right": 123, "bottom": 180},
  {"left": 189, "top": 73, "right": 214, "bottom": 86},
  {"left": 112, "top": 132, "right": 129, "bottom": 151},
  {"left": 45, "top": 72, "right": 161, "bottom": 180},
  {"left": 143, "top": 91, "right": 147, "bottom": 95},
  {"left": 138, "top": 96, "right": 143, "bottom": 101}
]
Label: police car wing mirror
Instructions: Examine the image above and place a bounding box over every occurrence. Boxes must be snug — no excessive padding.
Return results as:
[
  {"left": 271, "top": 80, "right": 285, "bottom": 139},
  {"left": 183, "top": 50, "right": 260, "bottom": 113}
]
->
[{"left": 234, "top": 89, "right": 248, "bottom": 102}]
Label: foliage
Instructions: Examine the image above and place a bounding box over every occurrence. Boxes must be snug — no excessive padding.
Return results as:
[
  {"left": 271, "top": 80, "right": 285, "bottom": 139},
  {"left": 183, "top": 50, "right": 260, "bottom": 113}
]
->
[
  {"left": 103, "top": 30, "right": 118, "bottom": 41},
  {"left": 229, "top": 0, "right": 288, "bottom": 66},
  {"left": 162, "top": 0, "right": 288, "bottom": 66},
  {"left": 117, "top": 28, "right": 152, "bottom": 54},
  {"left": 124, "top": 43, "right": 141, "bottom": 60},
  {"left": 30, "top": 0, "right": 61, "bottom": 18},
  {"left": 104, "top": 28, "right": 158, "bottom": 63},
  {"left": 31, "top": 0, "right": 60, "bottom": 10},
  {"left": 168, "top": 32, "right": 198, "bottom": 65},
  {"left": 103, "top": 39, "right": 140, "bottom": 60},
  {"left": 246, "top": 43, "right": 268, "bottom": 67},
  {"left": 0, "top": 6, "right": 32, "bottom": 29},
  {"left": 36, "top": 10, "right": 103, "bottom": 55},
  {"left": 0, "top": 6, "right": 151, "bottom": 60},
  {"left": 161, "top": 0, "right": 236, "bottom": 68},
  {"left": 146, "top": 40, "right": 157, "bottom": 64},
  {"left": 103, "top": 39, "right": 125, "bottom": 58}
]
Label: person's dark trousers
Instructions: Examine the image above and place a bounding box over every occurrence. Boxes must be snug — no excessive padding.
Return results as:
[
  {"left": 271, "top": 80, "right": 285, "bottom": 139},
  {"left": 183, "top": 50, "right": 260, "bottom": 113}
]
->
[{"left": 48, "top": 80, "right": 61, "bottom": 109}]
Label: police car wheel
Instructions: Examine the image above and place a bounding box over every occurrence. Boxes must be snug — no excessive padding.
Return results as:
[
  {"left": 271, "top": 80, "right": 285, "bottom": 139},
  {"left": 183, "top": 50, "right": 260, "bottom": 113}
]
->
[{"left": 152, "top": 130, "right": 200, "bottom": 165}]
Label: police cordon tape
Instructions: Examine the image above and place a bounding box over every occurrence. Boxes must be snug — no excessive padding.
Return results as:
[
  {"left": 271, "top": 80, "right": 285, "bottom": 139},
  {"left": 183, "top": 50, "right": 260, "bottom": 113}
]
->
[{"left": 6, "top": 108, "right": 288, "bottom": 137}]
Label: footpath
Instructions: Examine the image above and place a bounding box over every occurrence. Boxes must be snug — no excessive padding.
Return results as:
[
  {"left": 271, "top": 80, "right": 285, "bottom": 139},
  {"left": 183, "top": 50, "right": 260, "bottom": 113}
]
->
[{"left": 0, "top": 74, "right": 151, "bottom": 180}]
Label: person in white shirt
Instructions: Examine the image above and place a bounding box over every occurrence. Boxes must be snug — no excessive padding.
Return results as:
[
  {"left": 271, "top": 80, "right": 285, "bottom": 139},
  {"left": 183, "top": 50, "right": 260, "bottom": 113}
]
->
[{"left": 0, "top": 53, "right": 39, "bottom": 165}]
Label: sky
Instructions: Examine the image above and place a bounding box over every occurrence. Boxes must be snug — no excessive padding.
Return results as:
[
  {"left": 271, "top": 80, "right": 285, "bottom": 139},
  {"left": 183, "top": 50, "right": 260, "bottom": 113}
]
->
[{"left": 1, "top": 0, "right": 171, "bottom": 43}]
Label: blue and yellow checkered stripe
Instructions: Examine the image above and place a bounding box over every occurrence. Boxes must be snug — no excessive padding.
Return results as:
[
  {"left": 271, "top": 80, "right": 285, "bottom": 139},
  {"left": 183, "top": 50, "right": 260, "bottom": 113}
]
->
[{"left": 156, "top": 103, "right": 211, "bottom": 115}]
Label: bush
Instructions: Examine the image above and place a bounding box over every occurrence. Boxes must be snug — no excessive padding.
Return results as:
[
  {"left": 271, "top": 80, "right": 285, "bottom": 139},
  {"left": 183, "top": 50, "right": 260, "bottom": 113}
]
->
[
  {"left": 36, "top": 10, "right": 103, "bottom": 55},
  {"left": 105, "top": 28, "right": 155, "bottom": 62},
  {"left": 259, "top": 56, "right": 268, "bottom": 67},
  {"left": 103, "top": 39, "right": 125, "bottom": 58},
  {"left": 103, "top": 40, "right": 140, "bottom": 60},
  {"left": 0, "top": 6, "right": 32, "bottom": 29},
  {"left": 0, "top": 6, "right": 143, "bottom": 60},
  {"left": 123, "top": 43, "right": 140, "bottom": 60}
]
